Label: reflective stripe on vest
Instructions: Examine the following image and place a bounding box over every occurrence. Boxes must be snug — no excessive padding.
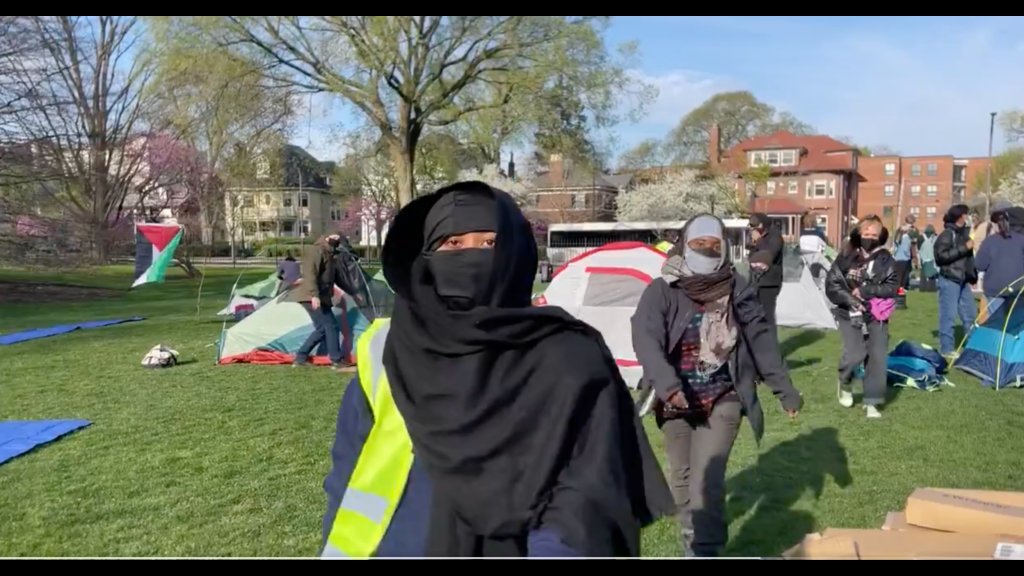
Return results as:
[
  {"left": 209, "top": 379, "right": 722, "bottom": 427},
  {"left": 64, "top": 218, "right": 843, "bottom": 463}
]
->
[{"left": 323, "top": 319, "right": 414, "bottom": 558}]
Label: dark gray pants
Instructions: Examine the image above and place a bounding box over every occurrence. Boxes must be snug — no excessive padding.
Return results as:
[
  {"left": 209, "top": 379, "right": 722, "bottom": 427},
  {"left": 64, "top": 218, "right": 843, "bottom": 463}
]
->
[
  {"left": 661, "top": 400, "right": 742, "bottom": 557},
  {"left": 837, "top": 317, "right": 889, "bottom": 406}
]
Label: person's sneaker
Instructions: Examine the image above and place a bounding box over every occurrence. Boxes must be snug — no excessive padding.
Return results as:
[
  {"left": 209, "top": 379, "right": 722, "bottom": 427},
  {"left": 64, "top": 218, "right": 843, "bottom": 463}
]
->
[
  {"left": 330, "top": 361, "right": 355, "bottom": 370},
  {"left": 837, "top": 381, "right": 854, "bottom": 408},
  {"left": 865, "top": 405, "right": 882, "bottom": 419},
  {"left": 292, "top": 359, "right": 312, "bottom": 368},
  {"left": 680, "top": 529, "right": 695, "bottom": 558}
]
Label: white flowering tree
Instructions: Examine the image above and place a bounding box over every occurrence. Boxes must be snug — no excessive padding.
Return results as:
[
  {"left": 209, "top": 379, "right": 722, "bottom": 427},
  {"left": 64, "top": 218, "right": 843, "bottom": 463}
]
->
[
  {"left": 616, "top": 169, "right": 739, "bottom": 222},
  {"left": 997, "top": 171, "right": 1024, "bottom": 206},
  {"left": 456, "top": 164, "right": 532, "bottom": 206}
]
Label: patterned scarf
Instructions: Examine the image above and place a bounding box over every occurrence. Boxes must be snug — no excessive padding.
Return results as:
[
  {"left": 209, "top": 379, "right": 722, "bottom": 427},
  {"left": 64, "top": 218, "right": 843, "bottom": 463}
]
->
[{"left": 662, "top": 254, "right": 738, "bottom": 369}]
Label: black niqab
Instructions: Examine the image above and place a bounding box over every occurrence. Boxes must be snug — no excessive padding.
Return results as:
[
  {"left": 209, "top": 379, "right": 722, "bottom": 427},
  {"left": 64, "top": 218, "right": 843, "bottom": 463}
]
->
[{"left": 381, "top": 181, "right": 674, "bottom": 557}]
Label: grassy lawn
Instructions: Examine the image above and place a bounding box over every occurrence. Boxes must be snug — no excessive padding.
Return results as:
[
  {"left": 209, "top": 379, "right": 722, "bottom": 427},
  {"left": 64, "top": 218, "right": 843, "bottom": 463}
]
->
[{"left": 1, "top": 266, "right": 1023, "bottom": 557}]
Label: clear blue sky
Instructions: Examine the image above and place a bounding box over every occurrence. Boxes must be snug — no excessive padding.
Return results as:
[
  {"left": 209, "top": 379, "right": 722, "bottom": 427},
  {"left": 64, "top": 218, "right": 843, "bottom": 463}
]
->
[{"left": 301, "top": 16, "right": 1024, "bottom": 163}]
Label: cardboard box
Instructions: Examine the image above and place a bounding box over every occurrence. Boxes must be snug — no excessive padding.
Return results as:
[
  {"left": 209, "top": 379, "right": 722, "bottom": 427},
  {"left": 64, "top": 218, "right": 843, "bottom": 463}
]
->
[
  {"left": 932, "top": 488, "right": 1024, "bottom": 508},
  {"left": 905, "top": 488, "right": 1024, "bottom": 536},
  {"left": 784, "top": 529, "right": 1024, "bottom": 560},
  {"left": 882, "top": 511, "right": 944, "bottom": 533}
]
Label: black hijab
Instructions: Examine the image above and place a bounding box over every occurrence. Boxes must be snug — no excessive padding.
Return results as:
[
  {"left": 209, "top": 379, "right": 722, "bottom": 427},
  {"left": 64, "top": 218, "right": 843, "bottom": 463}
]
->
[{"left": 381, "top": 181, "right": 674, "bottom": 557}]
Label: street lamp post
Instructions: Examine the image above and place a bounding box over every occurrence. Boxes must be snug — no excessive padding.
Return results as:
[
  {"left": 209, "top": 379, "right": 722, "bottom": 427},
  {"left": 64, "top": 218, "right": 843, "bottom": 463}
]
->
[{"left": 986, "top": 112, "right": 997, "bottom": 214}]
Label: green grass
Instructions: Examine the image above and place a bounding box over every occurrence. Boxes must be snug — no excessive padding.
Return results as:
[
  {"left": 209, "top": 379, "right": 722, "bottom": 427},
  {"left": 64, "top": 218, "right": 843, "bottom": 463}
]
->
[{"left": 1, "top": 266, "right": 1023, "bottom": 557}]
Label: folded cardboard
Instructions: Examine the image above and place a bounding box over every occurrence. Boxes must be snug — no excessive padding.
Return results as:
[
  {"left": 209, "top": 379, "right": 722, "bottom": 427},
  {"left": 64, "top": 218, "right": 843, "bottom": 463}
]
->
[
  {"left": 881, "top": 511, "right": 943, "bottom": 533},
  {"left": 932, "top": 488, "right": 1024, "bottom": 508},
  {"left": 905, "top": 488, "right": 1024, "bottom": 537},
  {"left": 784, "top": 529, "right": 1024, "bottom": 560}
]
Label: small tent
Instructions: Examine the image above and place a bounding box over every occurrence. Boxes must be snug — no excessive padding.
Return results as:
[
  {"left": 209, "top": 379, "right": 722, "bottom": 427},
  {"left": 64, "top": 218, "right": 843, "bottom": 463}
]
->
[
  {"left": 539, "top": 242, "right": 667, "bottom": 388},
  {"left": 775, "top": 247, "right": 836, "bottom": 331},
  {"left": 954, "top": 295, "right": 1024, "bottom": 389},
  {"left": 217, "top": 273, "right": 281, "bottom": 319},
  {"left": 217, "top": 283, "right": 370, "bottom": 365}
]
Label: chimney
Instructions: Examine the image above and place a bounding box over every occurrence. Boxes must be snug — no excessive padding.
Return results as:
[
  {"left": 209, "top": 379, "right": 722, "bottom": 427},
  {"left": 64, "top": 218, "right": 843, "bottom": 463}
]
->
[
  {"left": 507, "top": 152, "right": 516, "bottom": 181},
  {"left": 549, "top": 153, "right": 564, "bottom": 185},
  {"left": 708, "top": 123, "right": 721, "bottom": 169}
]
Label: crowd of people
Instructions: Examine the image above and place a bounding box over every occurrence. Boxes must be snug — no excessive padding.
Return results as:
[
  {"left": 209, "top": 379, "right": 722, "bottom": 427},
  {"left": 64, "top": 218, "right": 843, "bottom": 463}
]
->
[{"left": 310, "top": 180, "right": 1024, "bottom": 559}]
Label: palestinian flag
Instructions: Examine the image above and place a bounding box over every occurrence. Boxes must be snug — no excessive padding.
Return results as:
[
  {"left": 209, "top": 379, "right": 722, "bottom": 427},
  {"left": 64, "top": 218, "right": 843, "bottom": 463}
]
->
[{"left": 132, "top": 223, "right": 184, "bottom": 288}]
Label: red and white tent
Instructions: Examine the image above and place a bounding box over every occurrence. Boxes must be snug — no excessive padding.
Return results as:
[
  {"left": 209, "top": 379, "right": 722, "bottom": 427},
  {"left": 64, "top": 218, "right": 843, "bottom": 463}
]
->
[{"left": 538, "top": 242, "right": 667, "bottom": 388}]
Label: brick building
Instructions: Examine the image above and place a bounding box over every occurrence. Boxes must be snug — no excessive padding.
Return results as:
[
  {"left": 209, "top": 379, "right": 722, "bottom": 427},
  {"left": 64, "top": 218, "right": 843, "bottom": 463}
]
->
[
  {"left": 526, "top": 154, "right": 633, "bottom": 224},
  {"left": 857, "top": 155, "right": 992, "bottom": 230},
  {"left": 717, "top": 128, "right": 862, "bottom": 245}
]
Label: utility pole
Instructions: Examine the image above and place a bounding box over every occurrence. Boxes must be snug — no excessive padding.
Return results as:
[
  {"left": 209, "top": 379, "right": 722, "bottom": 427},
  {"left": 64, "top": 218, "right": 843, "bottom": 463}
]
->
[{"left": 986, "top": 111, "right": 997, "bottom": 215}]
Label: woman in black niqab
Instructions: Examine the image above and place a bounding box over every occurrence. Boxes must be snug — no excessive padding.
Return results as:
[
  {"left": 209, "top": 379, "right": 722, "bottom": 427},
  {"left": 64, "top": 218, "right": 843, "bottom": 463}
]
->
[{"left": 381, "top": 181, "right": 674, "bottom": 557}]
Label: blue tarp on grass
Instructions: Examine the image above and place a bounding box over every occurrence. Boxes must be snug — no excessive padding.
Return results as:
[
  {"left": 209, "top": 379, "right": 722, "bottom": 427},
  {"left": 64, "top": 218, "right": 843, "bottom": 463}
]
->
[
  {"left": 0, "top": 420, "right": 92, "bottom": 465},
  {"left": 0, "top": 317, "right": 144, "bottom": 346}
]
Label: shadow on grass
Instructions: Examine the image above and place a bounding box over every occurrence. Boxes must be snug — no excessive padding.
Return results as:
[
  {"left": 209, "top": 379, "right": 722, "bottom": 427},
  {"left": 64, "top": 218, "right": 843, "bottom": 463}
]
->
[
  {"left": 722, "top": 427, "right": 852, "bottom": 557},
  {"left": 779, "top": 330, "right": 826, "bottom": 358},
  {"left": 785, "top": 358, "right": 820, "bottom": 371}
]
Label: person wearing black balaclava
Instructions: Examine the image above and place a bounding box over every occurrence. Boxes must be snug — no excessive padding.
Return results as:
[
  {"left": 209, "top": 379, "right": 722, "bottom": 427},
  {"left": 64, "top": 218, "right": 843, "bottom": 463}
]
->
[
  {"left": 379, "top": 181, "right": 675, "bottom": 558},
  {"left": 746, "top": 213, "right": 784, "bottom": 329},
  {"left": 293, "top": 233, "right": 345, "bottom": 368},
  {"left": 933, "top": 204, "right": 978, "bottom": 358},
  {"left": 632, "top": 213, "right": 802, "bottom": 557}
]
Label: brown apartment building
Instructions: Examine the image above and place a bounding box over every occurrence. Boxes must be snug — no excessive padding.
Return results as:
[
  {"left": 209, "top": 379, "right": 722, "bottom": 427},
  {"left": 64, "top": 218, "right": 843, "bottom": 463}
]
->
[
  {"left": 526, "top": 154, "right": 633, "bottom": 224},
  {"left": 857, "top": 155, "right": 991, "bottom": 231},
  {"left": 717, "top": 128, "right": 862, "bottom": 246}
]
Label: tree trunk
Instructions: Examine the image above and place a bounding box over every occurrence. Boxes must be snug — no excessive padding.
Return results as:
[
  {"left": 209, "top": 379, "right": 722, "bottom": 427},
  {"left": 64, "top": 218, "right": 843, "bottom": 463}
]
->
[{"left": 389, "top": 141, "right": 416, "bottom": 207}]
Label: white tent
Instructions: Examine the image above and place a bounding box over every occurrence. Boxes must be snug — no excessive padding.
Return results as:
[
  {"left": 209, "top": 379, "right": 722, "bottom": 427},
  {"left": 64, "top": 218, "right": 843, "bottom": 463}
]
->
[
  {"left": 539, "top": 242, "right": 667, "bottom": 388},
  {"left": 775, "top": 248, "right": 836, "bottom": 330}
]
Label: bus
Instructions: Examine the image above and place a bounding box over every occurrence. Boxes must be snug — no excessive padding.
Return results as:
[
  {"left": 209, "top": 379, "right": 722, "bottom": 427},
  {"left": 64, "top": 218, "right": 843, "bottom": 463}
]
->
[{"left": 546, "top": 219, "right": 750, "bottom": 266}]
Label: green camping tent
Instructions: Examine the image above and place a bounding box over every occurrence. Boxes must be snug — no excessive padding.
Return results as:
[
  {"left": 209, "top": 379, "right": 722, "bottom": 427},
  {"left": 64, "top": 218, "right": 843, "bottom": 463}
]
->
[{"left": 217, "top": 273, "right": 281, "bottom": 318}]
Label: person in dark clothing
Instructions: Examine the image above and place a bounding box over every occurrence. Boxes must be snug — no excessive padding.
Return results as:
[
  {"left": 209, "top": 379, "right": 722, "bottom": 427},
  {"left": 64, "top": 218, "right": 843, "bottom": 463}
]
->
[
  {"left": 321, "top": 375, "right": 433, "bottom": 557},
  {"left": 825, "top": 216, "right": 898, "bottom": 419},
  {"left": 631, "top": 213, "right": 802, "bottom": 558},
  {"left": 380, "top": 181, "right": 675, "bottom": 558},
  {"left": 933, "top": 204, "right": 978, "bottom": 357},
  {"left": 975, "top": 200, "right": 1024, "bottom": 316},
  {"left": 293, "top": 234, "right": 345, "bottom": 368},
  {"left": 746, "top": 213, "right": 784, "bottom": 328},
  {"left": 321, "top": 372, "right": 611, "bottom": 557}
]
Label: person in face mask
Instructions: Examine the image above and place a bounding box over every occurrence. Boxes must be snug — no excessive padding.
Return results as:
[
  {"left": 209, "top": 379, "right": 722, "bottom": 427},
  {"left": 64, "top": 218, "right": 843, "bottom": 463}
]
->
[
  {"left": 933, "top": 204, "right": 978, "bottom": 358},
  {"left": 338, "top": 181, "right": 674, "bottom": 558},
  {"left": 631, "top": 213, "right": 802, "bottom": 557},
  {"left": 293, "top": 233, "right": 346, "bottom": 368},
  {"left": 825, "top": 216, "right": 898, "bottom": 418}
]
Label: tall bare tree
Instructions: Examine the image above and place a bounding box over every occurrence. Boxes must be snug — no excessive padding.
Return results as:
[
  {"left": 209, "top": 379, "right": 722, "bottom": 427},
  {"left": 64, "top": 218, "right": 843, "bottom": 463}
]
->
[
  {"left": 145, "top": 17, "right": 296, "bottom": 245},
  {"left": 207, "top": 16, "right": 646, "bottom": 207},
  {"left": 0, "top": 16, "right": 171, "bottom": 260}
]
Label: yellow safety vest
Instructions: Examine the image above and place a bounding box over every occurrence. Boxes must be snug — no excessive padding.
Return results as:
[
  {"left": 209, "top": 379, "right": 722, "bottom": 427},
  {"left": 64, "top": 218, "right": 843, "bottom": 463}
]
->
[
  {"left": 655, "top": 240, "right": 674, "bottom": 253},
  {"left": 322, "top": 319, "right": 414, "bottom": 558}
]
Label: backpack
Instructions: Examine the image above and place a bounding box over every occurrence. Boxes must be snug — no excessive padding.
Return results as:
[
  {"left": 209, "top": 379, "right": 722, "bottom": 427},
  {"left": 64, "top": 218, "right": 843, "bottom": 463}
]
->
[
  {"left": 886, "top": 340, "right": 950, "bottom": 391},
  {"left": 142, "top": 344, "right": 180, "bottom": 369}
]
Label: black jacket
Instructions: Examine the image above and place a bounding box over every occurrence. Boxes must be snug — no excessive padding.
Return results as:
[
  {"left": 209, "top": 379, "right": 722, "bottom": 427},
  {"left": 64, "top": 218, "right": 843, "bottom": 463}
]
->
[
  {"left": 825, "top": 248, "right": 899, "bottom": 320},
  {"left": 933, "top": 224, "right": 977, "bottom": 284},
  {"left": 631, "top": 272, "right": 802, "bottom": 443},
  {"left": 748, "top": 227, "right": 784, "bottom": 288}
]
